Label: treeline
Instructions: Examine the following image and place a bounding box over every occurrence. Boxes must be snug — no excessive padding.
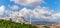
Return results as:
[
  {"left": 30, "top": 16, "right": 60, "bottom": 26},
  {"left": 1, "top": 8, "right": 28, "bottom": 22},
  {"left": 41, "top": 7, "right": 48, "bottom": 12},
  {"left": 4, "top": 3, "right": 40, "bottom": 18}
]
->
[{"left": 0, "top": 19, "right": 37, "bottom": 28}]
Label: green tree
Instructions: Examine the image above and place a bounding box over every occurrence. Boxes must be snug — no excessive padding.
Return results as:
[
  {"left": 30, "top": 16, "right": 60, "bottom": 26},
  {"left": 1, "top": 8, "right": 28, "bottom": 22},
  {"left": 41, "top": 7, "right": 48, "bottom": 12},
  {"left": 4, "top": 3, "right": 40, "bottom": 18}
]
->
[{"left": 0, "top": 19, "right": 36, "bottom": 28}]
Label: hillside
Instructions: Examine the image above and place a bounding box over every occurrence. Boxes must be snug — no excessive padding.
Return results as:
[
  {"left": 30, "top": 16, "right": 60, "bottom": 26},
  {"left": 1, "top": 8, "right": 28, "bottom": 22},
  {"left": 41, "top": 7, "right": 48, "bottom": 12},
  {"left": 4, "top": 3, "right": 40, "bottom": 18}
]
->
[{"left": 0, "top": 19, "right": 36, "bottom": 28}]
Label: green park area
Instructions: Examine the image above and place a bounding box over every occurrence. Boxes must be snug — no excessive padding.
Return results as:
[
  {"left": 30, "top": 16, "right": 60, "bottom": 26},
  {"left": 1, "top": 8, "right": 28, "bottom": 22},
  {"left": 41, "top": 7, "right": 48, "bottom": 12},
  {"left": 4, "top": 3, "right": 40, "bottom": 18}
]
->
[{"left": 0, "top": 19, "right": 36, "bottom": 28}]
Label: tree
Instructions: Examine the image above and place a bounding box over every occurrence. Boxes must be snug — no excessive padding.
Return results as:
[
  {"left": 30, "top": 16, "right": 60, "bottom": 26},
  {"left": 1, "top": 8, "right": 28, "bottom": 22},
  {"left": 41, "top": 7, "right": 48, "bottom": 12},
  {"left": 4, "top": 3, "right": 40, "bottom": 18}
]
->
[{"left": 0, "top": 19, "right": 36, "bottom": 28}]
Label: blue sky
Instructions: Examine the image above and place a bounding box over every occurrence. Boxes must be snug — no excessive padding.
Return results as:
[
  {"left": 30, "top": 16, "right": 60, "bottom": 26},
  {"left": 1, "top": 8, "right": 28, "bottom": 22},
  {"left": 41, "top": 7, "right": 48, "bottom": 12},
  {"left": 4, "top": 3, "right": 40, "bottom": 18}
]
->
[
  {"left": 0, "top": 0, "right": 60, "bottom": 12},
  {"left": 41, "top": 0, "right": 60, "bottom": 12},
  {"left": 0, "top": 0, "right": 60, "bottom": 22}
]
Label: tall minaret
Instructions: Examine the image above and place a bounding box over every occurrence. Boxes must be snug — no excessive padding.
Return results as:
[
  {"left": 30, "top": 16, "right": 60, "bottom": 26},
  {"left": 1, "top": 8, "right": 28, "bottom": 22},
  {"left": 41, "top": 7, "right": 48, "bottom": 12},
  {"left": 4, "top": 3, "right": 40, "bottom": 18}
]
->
[
  {"left": 30, "top": 15, "right": 32, "bottom": 24},
  {"left": 29, "top": 12, "right": 33, "bottom": 24}
]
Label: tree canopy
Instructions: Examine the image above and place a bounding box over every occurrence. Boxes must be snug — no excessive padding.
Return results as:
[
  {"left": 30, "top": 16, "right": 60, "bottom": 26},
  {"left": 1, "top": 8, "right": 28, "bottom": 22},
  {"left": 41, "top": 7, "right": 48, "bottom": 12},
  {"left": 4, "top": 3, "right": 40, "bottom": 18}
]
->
[{"left": 0, "top": 19, "right": 36, "bottom": 28}]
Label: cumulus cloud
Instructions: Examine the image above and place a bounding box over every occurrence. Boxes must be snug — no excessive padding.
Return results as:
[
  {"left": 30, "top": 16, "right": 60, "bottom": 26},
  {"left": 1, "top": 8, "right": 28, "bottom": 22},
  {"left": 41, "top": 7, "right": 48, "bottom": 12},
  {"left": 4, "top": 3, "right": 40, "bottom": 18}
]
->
[
  {"left": 8, "top": 5, "right": 19, "bottom": 10},
  {"left": 0, "top": 5, "right": 60, "bottom": 22},
  {"left": 10, "top": 0, "right": 44, "bottom": 6},
  {"left": 19, "top": 7, "right": 52, "bottom": 19},
  {"left": 0, "top": 5, "right": 60, "bottom": 21},
  {"left": 52, "top": 13, "right": 60, "bottom": 19},
  {"left": 0, "top": 6, "right": 5, "bottom": 15},
  {"left": 0, "top": 6, "right": 9, "bottom": 20},
  {"left": 8, "top": 6, "right": 60, "bottom": 22}
]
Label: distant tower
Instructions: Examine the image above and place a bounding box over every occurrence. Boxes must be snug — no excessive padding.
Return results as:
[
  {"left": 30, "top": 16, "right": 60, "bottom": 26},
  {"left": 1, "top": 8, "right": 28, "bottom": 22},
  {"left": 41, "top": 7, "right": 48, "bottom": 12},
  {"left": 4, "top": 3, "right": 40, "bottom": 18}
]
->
[
  {"left": 30, "top": 15, "right": 32, "bottom": 24},
  {"left": 29, "top": 12, "right": 33, "bottom": 24}
]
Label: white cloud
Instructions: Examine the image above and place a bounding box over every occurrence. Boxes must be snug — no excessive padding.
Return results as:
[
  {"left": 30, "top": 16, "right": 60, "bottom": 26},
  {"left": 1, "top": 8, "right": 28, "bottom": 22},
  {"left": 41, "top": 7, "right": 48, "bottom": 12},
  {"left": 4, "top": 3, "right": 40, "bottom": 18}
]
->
[
  {"left": 8, "top": 6, "right": 55, "bottom": 22},
  {"left": 10, "top": 0, "right": 44, "bottom": 6},
  {"left": 8, "top": 5, "right": 19, "bottom": 10},
  {"left": 7, "top": 5, "right": 60, "bottom": 22},
  {"left": 0, "top": 6, "right": 5, "bottom": 15},
  {"left": 0, "top": 5, "right": 59, "bottom": 22},
  {"left": 52, "top": 13, "right": 60, "bottom": 19},
  {"left": 0, "top": 5, "right": 60, "bottom": 22}
]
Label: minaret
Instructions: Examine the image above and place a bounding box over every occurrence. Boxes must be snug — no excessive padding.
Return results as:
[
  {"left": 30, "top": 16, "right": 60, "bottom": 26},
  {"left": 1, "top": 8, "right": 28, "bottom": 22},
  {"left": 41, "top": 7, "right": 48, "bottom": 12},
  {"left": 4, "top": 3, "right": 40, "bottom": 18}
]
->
[
  {"left": 29, "top": 12, "right": 33, "bottom": 24},
  {"left": 30, "top": 15, "right": 32, "bottom": 24}
]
